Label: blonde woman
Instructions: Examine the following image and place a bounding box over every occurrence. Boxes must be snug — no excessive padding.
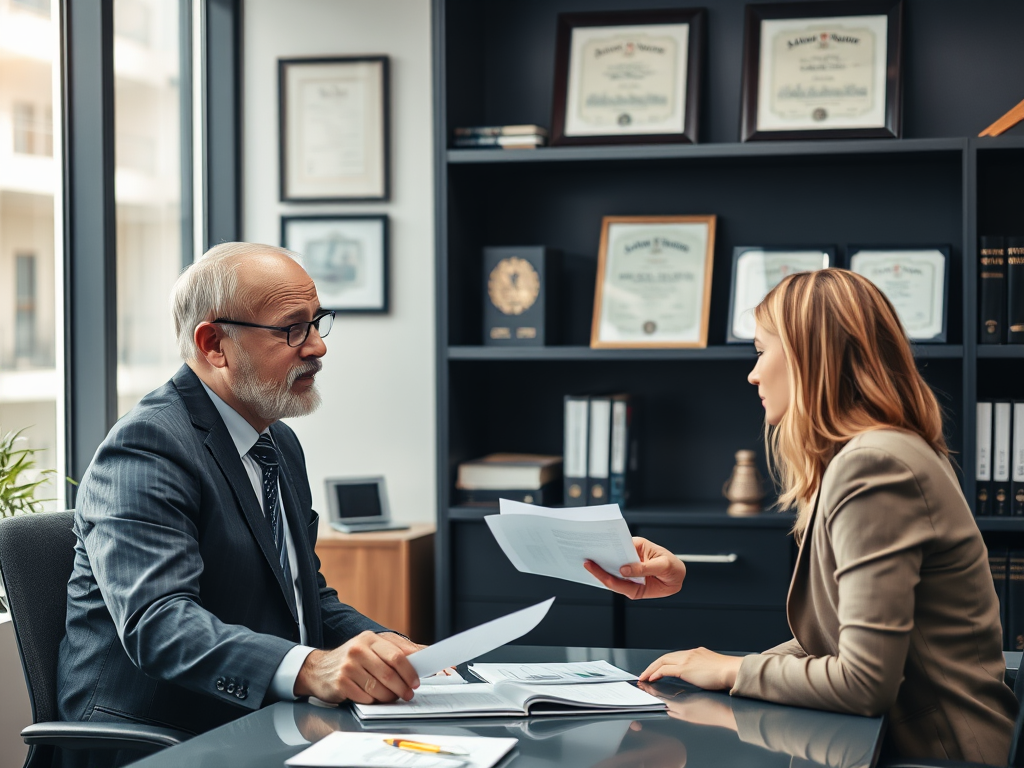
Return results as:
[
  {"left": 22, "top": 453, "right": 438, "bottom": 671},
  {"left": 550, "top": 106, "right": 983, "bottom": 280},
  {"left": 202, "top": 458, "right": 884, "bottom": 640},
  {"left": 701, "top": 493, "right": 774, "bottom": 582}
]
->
[{"left": 585, "top": 269, "right": 1017, "bottom": 763}]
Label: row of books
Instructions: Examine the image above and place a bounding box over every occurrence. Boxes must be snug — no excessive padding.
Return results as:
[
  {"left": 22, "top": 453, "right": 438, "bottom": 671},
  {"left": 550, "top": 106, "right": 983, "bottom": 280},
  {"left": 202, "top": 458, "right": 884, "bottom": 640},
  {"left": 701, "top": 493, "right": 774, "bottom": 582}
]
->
[
  {"left": 563, "top": 394, "right": 637, "bottom": 508},
  {"left": 452, "top": 124, "right": 548, "bottom": 150},
  {"left": 974, "top": 402, "right": 1024, "bottom": 516},
  {"left": 455, "top": 453, "right": 563, "bottom": 506},
  {"left": 978, "top": 235, "right": 1024, "bottom": 344},
  {"left": 990, "top": 550, "right": 1024, "bottom": 651}
]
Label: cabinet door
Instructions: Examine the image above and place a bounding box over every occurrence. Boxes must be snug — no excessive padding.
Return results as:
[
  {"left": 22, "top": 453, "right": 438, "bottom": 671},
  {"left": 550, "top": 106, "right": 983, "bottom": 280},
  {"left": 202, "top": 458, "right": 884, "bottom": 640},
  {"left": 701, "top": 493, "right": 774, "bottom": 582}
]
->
[
  {"left": 454, "top": 599, "right": 615, "bottom": 647},
  {"left": 624, "top": 605, "right": 791, "bottom": 652},
  {"left": 633, "top": 526, "right": 793, "bottom": 608}
]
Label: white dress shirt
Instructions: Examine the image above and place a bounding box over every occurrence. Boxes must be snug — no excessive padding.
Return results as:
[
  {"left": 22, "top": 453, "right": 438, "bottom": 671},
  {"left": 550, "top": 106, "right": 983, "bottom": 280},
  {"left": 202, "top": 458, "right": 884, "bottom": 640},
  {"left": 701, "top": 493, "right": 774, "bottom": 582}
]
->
[{"left": 200, "top": 382, "right": 314, "bottom": 700}]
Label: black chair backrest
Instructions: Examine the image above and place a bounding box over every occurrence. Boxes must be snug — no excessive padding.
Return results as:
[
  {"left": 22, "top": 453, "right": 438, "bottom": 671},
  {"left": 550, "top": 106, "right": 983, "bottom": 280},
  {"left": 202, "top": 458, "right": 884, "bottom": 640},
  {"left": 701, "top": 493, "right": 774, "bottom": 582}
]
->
[{"left": 0, "top": 511, "right": 76, "bottom": 725}]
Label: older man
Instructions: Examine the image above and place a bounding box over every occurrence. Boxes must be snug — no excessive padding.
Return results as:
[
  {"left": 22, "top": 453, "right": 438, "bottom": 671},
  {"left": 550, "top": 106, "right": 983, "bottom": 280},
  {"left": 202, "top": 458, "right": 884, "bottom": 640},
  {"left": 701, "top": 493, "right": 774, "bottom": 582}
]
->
[{"left": 57, "top": 243, "right": 421, "bottom": 736}]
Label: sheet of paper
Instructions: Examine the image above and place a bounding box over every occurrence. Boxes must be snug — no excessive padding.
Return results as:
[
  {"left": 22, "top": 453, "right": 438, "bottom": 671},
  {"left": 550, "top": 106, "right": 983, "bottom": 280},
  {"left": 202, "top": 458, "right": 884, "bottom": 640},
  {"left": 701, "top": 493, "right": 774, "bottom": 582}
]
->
[
  {"left": 420, "top": 669, "right": 468, "bottom": 686},
  {"left": 485, "top": 501, "right": 642, "bottom": 589},
  {"left": 354, "top": 685, "right": 520, "bottom": 719},
  {"left": 407, "top": 598, "right": 554, "bottom": 679},
  {"left": 469, "top": 660, "right": 637, "bottom": 685},
  {"left": 285, "top": 731, "right": 517, "bottom": 768}
]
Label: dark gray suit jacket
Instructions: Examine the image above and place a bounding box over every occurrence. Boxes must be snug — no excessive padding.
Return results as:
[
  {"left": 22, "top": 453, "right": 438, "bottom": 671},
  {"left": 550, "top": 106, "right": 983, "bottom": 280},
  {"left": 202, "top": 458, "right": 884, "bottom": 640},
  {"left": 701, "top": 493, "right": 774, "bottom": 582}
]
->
[{"left": 56, "top": 365, "right": 388, "bottom": 735}]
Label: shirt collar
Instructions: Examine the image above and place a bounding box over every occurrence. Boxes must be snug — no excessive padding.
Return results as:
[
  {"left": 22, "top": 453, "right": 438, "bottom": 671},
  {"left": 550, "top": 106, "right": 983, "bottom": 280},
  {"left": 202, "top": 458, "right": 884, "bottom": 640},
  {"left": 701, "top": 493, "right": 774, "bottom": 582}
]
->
[{"left": 199, "top": 380, "right": 267, "bottom": 458}]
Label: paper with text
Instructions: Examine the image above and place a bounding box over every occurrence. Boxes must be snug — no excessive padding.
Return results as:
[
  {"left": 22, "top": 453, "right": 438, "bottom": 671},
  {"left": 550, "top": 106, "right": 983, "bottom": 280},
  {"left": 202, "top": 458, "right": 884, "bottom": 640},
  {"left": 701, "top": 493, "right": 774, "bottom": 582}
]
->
[
  {"left": 469, "top": 660, "right": 636, "bottom": 685},
  {"left": 485, "top": 500, "right": 643, "bottom": 589},
  {"left": 285, "top": 731, "right": 517, "bottom": 768},
  {"left": 408, "top": 598, "right": 554, "bottom": 679}
]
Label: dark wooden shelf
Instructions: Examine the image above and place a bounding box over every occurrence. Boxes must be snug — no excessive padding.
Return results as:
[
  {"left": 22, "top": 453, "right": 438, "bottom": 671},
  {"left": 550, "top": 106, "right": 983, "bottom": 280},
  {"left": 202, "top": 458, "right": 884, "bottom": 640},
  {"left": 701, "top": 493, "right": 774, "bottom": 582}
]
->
[
  {"left": 448, "top": 345, "right": 963, "bottom": 362},
  {"left": 977, "top": 346, "right": 1024, "bottom": 359},
  {"left": 975, "top": 517, "right": 1024, "bottom": 531},
  {"left": 447, "top": 137, "right": 966, "bottom": 166},
  {"left": 974, "top": 136, "right": 1024, "bottom": 152},
  {"left": 448, "top": 503, "right": 796, "bottom": 528}
]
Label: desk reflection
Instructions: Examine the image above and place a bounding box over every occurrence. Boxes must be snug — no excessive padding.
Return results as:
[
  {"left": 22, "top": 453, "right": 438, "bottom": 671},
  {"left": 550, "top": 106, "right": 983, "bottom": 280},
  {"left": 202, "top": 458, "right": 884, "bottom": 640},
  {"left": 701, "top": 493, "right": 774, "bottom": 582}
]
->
[{"left": 132, "top": 677, "right": 881, "bottom": 768}]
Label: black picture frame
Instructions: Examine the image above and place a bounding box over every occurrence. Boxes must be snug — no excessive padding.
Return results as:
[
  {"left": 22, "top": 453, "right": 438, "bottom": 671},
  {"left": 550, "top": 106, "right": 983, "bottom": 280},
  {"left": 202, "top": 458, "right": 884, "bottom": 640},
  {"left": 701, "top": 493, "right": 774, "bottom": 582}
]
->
[
  {"left": 550, "top": 8, "right": 706, "bottom": 146},
  {"left": 281, "top": 214, "right": 389, "bottom": 314},
  {"left": 845, "top": 244, "right": 950, "bottom": 343},
  {"left": 726, "top": 246, "right": 835, "bottom": 343},
  {"left": 740, "top": 1, "right": 903, "bottom": 142},
  {"left": 278, "top": 56, "right": 390, "bottom": 202}
]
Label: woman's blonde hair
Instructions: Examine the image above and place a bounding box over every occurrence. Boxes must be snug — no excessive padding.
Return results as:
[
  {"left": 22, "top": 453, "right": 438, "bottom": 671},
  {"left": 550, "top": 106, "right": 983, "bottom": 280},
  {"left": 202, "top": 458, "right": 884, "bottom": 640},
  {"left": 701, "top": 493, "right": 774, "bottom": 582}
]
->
[{"left": 754, "top": 268, "right": 947, "bottom": 535}]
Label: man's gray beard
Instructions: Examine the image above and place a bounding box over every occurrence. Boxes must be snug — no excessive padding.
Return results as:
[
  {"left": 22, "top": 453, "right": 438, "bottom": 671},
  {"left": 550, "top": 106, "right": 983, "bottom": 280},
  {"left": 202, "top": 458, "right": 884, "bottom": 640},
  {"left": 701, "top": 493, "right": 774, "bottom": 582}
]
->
[{"left": 231, "top": 346, "right": 322, "bottom": 421}]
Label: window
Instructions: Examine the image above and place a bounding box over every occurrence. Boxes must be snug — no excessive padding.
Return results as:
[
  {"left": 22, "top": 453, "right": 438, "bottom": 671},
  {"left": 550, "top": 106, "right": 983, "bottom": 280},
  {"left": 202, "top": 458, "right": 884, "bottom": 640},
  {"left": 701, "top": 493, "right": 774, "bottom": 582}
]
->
[
  {"left": 0, "top": 2, "right": 62, "bottom": 509},
  {"left": 114, "top": 0, "right": 191, "bottom": 416}
]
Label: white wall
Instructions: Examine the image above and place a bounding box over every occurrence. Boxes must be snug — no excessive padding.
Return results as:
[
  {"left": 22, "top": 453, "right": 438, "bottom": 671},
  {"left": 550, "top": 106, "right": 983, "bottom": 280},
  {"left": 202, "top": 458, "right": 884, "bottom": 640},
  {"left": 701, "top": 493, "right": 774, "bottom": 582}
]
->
[{"left": 242, "top": 0, "right": 436, "bottom": 524}]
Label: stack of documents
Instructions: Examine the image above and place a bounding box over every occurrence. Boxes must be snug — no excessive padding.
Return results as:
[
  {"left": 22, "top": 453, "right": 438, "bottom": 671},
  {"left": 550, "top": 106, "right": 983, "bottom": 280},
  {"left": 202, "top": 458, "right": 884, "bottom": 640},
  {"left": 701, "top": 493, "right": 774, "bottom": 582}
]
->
[
  {"left": 484, "top": 500, "right": 643, "bottom": 589},
  {"left": 286, "top": 732, "right": 517, "bottom": 768}
]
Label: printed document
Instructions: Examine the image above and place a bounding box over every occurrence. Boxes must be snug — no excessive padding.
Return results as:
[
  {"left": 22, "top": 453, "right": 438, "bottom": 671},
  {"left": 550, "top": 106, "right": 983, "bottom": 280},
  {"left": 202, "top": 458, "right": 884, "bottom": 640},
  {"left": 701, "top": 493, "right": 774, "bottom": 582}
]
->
[
  {"left": 408, "top": 598, "right": 554, "bottom": 679},
  {"left": 484, "top": 500, "right": 643, "bottom": 589},
  {"left": 468, "top": 660, "right": 636, "bottom": 685},
  {"left": 285, "top": 731, "right": 517, "bottom": 768}
]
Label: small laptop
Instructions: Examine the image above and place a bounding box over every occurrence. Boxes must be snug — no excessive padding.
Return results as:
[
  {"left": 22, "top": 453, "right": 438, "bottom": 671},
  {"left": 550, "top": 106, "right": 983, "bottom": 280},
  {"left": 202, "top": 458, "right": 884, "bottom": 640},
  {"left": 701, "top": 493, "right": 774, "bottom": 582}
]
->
[{"left": 324, "top": 476, "right": 409, "bottom": 533}]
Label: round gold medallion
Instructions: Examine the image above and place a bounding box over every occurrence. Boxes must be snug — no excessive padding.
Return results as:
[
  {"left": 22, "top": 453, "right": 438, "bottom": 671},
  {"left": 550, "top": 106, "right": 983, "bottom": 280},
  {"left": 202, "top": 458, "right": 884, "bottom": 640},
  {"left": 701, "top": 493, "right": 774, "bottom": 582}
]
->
[{"left": 488, "top": 257, "right": 540, "bottom": 316}]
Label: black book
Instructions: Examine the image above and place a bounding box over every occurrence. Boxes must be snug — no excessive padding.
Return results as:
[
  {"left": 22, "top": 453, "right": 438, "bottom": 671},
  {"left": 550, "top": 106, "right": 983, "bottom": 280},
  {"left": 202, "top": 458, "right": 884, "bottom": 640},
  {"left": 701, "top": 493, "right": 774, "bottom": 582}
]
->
[
  {"left": 456, "top": 481, "right": 562, "bottom": 507},
  {"left": 1008, "top": 237, "right": 1024, "bottom": 343},
  {"left": 979, "top": 235, "right": 1007, "bottom": 344},
  {"left": 1009, "top": 551, "right": 1024, "bottom": 651},
  {"left": 991, "top": 548, "right": 1009, "bottom": 649},
  {"left": 483, "top": 246, "right": 561, "bottom": 346}
]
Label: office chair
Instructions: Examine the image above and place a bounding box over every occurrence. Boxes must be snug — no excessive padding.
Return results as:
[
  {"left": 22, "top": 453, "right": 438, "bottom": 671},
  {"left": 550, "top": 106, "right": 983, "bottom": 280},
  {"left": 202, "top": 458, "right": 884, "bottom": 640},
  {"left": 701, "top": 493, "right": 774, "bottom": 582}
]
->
[
  {"left": 0, "top": 511, "right": 189, "bottom": 768},
  {"left": 882, "top": 664, "right": 1024, "bottom": 768}
]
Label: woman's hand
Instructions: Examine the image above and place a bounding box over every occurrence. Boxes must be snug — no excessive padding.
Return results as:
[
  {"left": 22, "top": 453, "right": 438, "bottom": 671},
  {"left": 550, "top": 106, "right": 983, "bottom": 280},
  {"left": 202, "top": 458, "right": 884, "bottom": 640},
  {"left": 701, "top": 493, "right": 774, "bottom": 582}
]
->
[
  {"left": 639, "top": 648, "right": 743, "bottom": 691},
  {"left": 583, "top": 537, "right": 686, "bottom": 599}
]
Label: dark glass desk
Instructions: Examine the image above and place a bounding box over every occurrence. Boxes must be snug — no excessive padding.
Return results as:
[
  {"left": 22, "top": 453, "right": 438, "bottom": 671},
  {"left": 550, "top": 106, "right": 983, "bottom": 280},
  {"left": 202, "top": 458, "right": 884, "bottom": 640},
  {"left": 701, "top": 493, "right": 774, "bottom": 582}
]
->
[{"left": 131, "top": 646, "right": 885, "bottom": 768}]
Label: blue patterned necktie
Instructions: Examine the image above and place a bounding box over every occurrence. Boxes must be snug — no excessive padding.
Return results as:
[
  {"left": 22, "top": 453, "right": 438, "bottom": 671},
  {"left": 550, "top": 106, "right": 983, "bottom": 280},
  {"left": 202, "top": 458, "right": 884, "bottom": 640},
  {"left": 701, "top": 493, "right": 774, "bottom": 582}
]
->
[{"left": 249, "top": 434, "right": 294, "bottom": 590}]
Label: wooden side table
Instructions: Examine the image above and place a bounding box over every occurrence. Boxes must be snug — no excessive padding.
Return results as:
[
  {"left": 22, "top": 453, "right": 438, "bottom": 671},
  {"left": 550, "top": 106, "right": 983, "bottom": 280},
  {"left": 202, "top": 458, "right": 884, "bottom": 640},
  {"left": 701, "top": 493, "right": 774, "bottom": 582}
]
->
[{"left": 314, "top": 523, "right": 435, "bottom": 642}]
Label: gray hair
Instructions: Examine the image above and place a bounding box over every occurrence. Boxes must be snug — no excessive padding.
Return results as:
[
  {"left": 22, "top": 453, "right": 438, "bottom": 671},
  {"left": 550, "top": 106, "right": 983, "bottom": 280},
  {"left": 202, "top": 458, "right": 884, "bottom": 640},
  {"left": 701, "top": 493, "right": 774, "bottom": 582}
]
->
[{"left": 171, "top": 242, "right": 304, "bottom": 362}]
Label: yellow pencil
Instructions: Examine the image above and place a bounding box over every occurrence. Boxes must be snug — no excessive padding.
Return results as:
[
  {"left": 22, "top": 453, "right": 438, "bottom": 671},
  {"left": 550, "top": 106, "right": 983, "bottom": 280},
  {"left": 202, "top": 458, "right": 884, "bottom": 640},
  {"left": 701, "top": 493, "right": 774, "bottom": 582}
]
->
[{"left": 382, "top": 738, "right": 469, "bottom": 756}]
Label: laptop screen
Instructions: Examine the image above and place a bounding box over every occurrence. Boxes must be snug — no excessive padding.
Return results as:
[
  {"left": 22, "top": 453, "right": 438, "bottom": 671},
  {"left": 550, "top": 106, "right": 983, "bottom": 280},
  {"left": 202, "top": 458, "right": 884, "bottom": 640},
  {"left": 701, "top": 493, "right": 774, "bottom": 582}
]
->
[{"left": 334, "top": 482, "right": 384, "bottom": 520}]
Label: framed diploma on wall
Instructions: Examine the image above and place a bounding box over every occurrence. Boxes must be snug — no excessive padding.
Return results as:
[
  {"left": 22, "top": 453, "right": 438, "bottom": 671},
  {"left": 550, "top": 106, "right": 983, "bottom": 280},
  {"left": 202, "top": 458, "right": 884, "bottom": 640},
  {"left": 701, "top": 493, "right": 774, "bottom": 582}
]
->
[
  {"left": 740, "top": 1, "right": 903, "bottom": 142},
  {"left": 591, "top": 215, "right": 716, "bottom": 349},
  {"left": 847, "top": 245, "right": 949, "bottom": 342},
  {"left": 279, "top": 56, "right": 389, "bottom": 202},
  {"left": 281, "top": 214, "right": 389, "bottom": 313},
  {"left": 727, "top": 247, "right": 834, "bottom": 343},
  {"left": 551, "top": 9, "right": 706, "bottom": 146}
]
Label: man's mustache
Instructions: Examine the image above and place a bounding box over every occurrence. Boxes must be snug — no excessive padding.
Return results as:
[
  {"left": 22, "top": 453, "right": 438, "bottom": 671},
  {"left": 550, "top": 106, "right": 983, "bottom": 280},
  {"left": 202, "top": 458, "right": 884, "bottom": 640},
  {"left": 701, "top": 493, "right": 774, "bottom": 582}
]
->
[{"left": 288, "top": 358, "right": 322, "bottom": 385}]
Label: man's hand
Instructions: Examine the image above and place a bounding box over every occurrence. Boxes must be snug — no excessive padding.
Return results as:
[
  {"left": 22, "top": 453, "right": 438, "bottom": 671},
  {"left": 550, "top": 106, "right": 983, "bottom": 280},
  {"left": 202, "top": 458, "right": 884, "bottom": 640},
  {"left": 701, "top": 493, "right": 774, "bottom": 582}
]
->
[
  {"left": 293, "top": 631, "right": 421, "bottom": 704},
  {"left": 583, "top": 537, "right": 686, "bottom": 599},
  {"left": 639, "top": 648, "right": 743, "bottom": 691}
]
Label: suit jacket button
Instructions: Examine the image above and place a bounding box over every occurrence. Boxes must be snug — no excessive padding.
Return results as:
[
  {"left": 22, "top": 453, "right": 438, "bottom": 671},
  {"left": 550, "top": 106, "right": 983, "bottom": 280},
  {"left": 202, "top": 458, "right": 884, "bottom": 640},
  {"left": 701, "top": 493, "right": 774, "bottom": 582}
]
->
[
  {"left": 237, "top": 689, "right": 247, "bottom": 700},
  {"left": 216, "top": 677, "right": 225, "bottom": 691},
  {"left": 226, "top": 682, "right": 236, "bottom": 694}
]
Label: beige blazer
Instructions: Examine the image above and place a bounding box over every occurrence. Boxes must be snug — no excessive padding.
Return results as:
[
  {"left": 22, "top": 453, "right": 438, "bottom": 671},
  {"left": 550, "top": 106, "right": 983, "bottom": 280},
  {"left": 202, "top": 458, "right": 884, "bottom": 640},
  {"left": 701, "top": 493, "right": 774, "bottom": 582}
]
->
[{"left": 731, "top": 429, "right": 1017, "bottom": 763}]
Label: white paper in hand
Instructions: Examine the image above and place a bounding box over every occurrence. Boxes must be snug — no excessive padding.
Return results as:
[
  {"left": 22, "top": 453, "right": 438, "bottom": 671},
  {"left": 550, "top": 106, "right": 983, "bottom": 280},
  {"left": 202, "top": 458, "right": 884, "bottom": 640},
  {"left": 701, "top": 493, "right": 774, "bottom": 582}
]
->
[
  {"left": 485, "top": 500, "right": 643, "bottom": 589},
  {"left": 407, "top": 598, "right": 554, "bottom": 679}
]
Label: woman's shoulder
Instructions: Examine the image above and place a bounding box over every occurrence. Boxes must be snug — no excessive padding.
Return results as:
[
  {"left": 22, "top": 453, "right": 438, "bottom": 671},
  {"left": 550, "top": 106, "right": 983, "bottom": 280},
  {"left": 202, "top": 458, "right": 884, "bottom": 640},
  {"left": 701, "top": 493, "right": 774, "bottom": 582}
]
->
[{"left": 820, "top": 430, "right": 950, "bottom": 507}]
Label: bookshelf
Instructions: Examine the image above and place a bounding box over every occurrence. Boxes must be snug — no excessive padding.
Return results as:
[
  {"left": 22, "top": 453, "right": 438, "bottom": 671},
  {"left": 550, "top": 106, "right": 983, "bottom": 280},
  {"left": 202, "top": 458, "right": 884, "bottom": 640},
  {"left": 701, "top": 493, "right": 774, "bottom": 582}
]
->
[{"left": 432, "top": 0, "right": 1024, "bottom": 648}]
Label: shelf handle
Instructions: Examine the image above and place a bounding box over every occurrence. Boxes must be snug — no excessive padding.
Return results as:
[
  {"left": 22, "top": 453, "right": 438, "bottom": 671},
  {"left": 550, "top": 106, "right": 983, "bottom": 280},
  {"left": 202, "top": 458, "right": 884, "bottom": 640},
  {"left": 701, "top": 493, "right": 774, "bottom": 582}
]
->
[{"left": 673, "top": 553, "right": 739, "bottom": 564}]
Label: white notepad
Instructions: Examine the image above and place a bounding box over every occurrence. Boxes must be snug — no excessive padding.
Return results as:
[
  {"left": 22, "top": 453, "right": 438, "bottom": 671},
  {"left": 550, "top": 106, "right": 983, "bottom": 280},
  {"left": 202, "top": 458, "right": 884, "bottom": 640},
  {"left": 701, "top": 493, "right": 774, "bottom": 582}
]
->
[
  {"left": 352, "top": 681, "right": 666, "bottom": 720},
  {"left": 285, "top": 731, "right": 517, "bottom": 768}
]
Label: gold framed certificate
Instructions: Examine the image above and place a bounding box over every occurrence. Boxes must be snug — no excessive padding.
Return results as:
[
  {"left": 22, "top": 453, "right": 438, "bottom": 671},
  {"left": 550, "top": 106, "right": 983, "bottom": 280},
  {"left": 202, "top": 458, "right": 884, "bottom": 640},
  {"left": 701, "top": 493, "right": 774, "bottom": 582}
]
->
[
  {"left": 591, "top": 215, "right": 716, "bottom": 349},
  {"left": 551, "top": 9, "right": 705, "bottom": 146},
  {"left": 847, "top": 246, "right": 949, "bottom": 342},
  {"left": 727, "top": 247, "right": 834, "bottom": 343},
  {"left": 279, "top": 56, "right": 389, "bottom": 201},
  {"left": 740, "top": 1, "right": 903, "bottom": 141}
]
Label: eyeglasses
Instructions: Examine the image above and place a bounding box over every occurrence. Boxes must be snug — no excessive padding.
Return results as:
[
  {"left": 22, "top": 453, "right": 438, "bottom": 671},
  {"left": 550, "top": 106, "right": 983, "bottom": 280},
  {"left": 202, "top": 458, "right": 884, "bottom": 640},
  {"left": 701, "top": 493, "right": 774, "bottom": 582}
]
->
[{"left": 212, "top": 310, "right": 335, "bottom": 347}]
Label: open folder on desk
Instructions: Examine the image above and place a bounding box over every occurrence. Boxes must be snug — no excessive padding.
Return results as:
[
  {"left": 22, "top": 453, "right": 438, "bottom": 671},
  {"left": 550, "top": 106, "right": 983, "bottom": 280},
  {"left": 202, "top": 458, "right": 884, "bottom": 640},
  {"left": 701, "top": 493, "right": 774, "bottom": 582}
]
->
[{"left": 484, "top": 500, "right": 643, "bottom": 589}]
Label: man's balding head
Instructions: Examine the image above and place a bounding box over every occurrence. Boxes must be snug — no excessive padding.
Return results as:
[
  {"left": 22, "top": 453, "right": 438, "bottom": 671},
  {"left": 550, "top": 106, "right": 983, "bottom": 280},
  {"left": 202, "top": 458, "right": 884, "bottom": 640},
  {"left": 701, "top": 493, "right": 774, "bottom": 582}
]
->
[{"left": 171, "top": 242, "right": 308, "bottom": 362}]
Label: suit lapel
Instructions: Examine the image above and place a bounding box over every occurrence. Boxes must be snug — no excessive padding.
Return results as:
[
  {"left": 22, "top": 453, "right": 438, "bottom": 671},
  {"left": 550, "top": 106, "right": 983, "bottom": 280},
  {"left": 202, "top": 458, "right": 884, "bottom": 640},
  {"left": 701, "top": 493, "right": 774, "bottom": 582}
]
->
[
  {"left": 173, "top": 366, "right": 299, "bottom": 622},
  {"left": 786, "top": 489, "right": 819, "bottom": 646}
]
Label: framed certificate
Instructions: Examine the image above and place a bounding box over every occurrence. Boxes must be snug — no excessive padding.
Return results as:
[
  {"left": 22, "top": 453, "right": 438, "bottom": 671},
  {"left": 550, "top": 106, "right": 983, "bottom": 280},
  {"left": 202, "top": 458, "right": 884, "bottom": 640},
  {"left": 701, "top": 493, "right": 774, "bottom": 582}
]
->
[
  {"left": 279, "top": 56, "right": 389, "bottom": 201},
  {"left": 727, "top": 247, "right": 834, "bottom": 343},
  {"left": 740, "top": 1, "right": 903, "bottom": 142},
  {"left": 847, "top": 245, "right": 949, "bottom": 342},
  {"left": 281, "top": 215, "right": 389, "bottom": 313},
  {"left": 591, "top": 215, "right": 716, "bottom": 349},
  {"left": 551, "top": 9, "right": 706, "bottom": 146}
]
